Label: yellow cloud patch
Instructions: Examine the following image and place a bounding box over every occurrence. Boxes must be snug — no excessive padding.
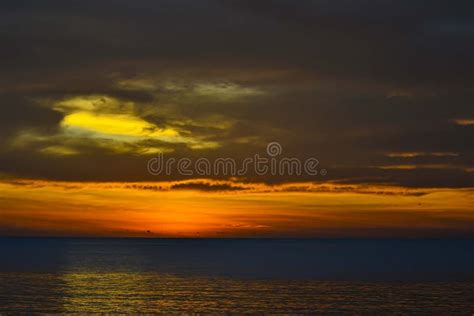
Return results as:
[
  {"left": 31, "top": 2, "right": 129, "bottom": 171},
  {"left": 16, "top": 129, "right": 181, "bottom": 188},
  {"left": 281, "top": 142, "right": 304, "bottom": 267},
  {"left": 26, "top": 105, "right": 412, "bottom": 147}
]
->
[
  {"left": 54, "top": 95, "right": 133, "bottom": 113},
  {"left": 376, "top": 164, "right": 461, "bottom": 170},
  {"left": 194, "top": 83, "right": 263, "bottom": 100},
  {"left": 59, "top": 111, "right": 219, "bottom": 152},
  {"left": 16, "top": 95, "right": 222, "bottom": 156},
  {"left": 117, "top": 79, "right": 156, "bottom": 91},
  {"left": 386, "top": 152, "right": 459, "bottom": 158},
  {"left": 40, "top": 145, "right": 79, "bottom": 156},
  {"left": 61, "top": 111, "right": 178, "bottom": 139},
  {"left": 452, "top": 119, "right": 474, "bottom": 126}
]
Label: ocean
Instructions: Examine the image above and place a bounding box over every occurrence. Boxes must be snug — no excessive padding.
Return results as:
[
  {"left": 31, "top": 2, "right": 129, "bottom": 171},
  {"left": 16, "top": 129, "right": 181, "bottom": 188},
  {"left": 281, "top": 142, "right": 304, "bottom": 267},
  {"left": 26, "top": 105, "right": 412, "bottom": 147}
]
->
[{"left": 1, "top": 238, "right": 473, "bottom": 314}]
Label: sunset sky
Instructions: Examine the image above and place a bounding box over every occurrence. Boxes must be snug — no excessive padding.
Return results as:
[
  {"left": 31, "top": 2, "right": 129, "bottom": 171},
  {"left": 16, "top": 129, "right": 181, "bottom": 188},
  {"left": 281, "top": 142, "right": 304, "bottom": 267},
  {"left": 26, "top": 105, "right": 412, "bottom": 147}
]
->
[{"left": 0, "top": 0, "right": 473, "bottom": 237}]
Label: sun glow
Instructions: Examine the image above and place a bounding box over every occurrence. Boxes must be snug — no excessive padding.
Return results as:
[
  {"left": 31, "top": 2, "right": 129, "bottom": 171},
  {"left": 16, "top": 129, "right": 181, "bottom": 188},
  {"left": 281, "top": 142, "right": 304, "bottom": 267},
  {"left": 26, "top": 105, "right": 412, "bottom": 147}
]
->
[{"left": 1, "top": 179, "right": 473, "bottom": 238}]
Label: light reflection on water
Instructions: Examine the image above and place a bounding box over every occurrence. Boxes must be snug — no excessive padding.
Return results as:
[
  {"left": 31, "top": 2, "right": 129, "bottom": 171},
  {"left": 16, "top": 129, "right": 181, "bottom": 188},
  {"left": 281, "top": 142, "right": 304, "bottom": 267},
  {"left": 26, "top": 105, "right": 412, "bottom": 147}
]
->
[
  {"left": 1, "top": 272, "right": 474, "bottom": 313},
  {"left": 1, "top": 238, "right": 474, "bottom": 313}
]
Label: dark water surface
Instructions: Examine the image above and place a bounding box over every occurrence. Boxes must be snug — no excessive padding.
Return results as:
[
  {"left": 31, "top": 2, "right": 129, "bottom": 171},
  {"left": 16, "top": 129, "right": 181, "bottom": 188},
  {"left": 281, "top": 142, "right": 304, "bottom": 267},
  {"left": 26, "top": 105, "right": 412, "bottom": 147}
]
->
[{"left": 1, "top": 238, "right": 474, "bottom": 313}]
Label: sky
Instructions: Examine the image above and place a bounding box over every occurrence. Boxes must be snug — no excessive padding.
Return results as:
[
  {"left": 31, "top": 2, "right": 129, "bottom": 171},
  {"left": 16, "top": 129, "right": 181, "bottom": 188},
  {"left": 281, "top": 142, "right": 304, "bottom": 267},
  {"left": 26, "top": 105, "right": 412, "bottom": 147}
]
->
[{"left": 0, "top": 0, "right": 473, "bottom": 237}]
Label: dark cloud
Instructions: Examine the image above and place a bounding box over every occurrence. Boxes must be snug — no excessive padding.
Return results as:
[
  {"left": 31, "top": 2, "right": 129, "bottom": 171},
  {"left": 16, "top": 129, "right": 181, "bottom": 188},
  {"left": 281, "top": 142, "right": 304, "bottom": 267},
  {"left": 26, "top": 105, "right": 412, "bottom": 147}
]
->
[
  {"left": 170, "top": 181, "right": 246, "bottom": 192},
  {"left": 0, "top": 94, "right": 62, "bottom": 139},
  {"left": 0, "top": 0, "right": 472, "bottom": 188}
]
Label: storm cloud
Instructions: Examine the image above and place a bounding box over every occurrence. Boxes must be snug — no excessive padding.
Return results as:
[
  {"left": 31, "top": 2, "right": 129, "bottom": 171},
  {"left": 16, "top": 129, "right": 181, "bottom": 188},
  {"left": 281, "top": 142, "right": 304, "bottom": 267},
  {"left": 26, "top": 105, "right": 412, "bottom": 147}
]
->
[{"left": 0, "top": 0, "right": 473, "bottom": 188}]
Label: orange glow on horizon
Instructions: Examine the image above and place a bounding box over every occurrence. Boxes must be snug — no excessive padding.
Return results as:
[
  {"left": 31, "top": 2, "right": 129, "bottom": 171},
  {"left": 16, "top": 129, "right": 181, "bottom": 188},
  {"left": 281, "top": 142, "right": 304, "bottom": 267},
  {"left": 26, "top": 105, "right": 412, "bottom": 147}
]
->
[{"left": 1, "top": 179, "right": 473, "bottom": 238}]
